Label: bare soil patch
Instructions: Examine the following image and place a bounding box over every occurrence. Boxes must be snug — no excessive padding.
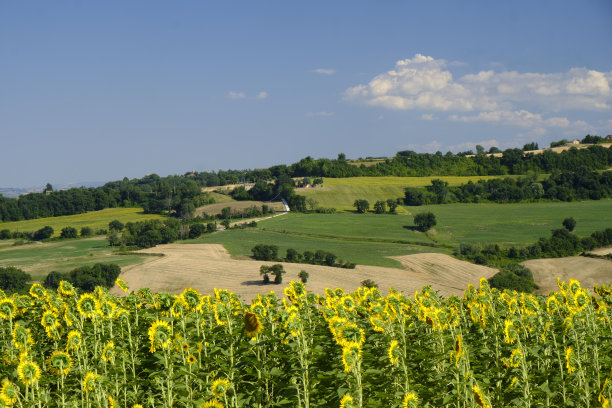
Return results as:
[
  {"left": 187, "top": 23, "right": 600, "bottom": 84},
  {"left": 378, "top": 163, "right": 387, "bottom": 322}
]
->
[
  {"left": 111, "top": 244, "right": 497, "bottom": 301},
  {"left": 590, "top": 247, "right": 612, "bottom": 256},
  {"left": 523, "top": 257, "right": 612, "bottom": 295}
]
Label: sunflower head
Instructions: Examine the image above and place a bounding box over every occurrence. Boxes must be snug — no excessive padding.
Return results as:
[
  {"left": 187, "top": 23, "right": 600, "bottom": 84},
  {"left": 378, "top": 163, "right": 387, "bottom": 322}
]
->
[
  {"left": 340, "top": 394, "right": 356, "bottom": 408},
  {"left": 58, "top": 280, "right": 75, "bottom": 297},
  {"left": 341, "top": 343, "right": 362, "bottom": 373},
  {"left": 12, "top": 322, "right": 34, "bottom": 351},
  {"left": 211, "top": 378, "right": 230, "bottom": 398},
  {"left": 66, "top": 330, "right": 82, "bottom": 351},
  {"left": 115, "top": 278, "right": 129, "bottom": 293},
  {"left": 29, "top": 283, "right": 47, "bottom": 300},
  {"left": 148, "top": 320, "right": 172, "bottom": 353},
  {"left": 187, "top": 354, "right": 197, "bottom": 365},
  {"left": 200, "top": 401, "right": 224, "bottom": 408},
  {"left": 82, "top": 371, "right": 100, "bottom": 392},
  {"left": 388, "top": 340, "right": 400, "bottom": 365},
  {"left": 17, "top": 360, "right": 41, "bottom": 385},
  {"left": 1, "top": 380, "right": 19, "bottom": 404},
  {"left": 76, "top": 293, "right": 101, "bottom": 320},
  {"left": 244, "top": 311, "right": 263, "bottom": 338},
  {"left": 48, "top": 350, "right": 72, "bottom": 376},
  {"left": 402, "top": 392, "right": 419, "bottom": 408},
  {"left": 472, "top": 385, "right": 491, "bottom": 408},
  {"left": 0, "top": 298, "right": 18, "bottom": 320},
  {"left": 101, "top": 341, "right": 115, "bottom": 363}
]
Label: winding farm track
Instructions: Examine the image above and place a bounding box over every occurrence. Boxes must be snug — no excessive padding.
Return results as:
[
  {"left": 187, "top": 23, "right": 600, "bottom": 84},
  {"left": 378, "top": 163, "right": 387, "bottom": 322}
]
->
[{"left": 111, "top": 244, "right": 498, "bottom": 301}]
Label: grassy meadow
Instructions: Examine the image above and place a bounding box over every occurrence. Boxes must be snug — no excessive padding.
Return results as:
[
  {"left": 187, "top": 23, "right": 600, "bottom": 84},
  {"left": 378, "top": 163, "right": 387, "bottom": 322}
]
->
[
  {"left": 297, "top": 176, "right": 510, "bottom": 211},
  {"left": 0, "top": 207, "right": 165, "bottom": 237},
  {"left": 0, "top": 237, "right": 154, "bottom": 280}
]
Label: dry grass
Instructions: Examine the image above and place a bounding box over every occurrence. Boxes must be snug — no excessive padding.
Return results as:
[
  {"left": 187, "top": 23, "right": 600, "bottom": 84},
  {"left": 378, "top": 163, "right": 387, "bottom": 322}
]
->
[
  {"left": 110, "top": 244, "right": 498, "bottom": 301},
  {"left": 523, "top": 257, "right": 612, "bottom": 295}
]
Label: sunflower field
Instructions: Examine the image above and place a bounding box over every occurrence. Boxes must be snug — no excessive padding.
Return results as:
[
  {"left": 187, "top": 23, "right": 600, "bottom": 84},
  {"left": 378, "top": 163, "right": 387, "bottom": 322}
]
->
[{"left": 0, "top": 278, "right": 611, "bottom": 408}]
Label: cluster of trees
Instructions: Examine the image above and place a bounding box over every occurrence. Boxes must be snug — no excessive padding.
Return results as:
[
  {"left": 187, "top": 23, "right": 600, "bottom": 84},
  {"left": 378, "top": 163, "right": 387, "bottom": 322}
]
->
[
  {"left": 251, "top": 245, "right": 356, "bottom": 269},
  {"left": 259, "top": 264, "right": 286, "bottom": 284},
  {"left": 1, "top": 225, "right": 98, "bottom": 241},
  {"left": 353, "top": 199, "right": 400, "bottom": 214},
  {"left": 0, "top": 266, "right": 31, "bottom": 293},
  {"left": 108, "top": 219, "right": 181, "bottom": 249},
  {"left": 211, "top": 205, "right": 275, "bottom": 220},
  {"left": 404, "top": 169, "right": 612, "bottom": 205},
  {"left": 44, "top": 263, "right": 121, "bottom": 292},
  {"left": 229, "top": 175, "right": 307, "bottom": 212}
]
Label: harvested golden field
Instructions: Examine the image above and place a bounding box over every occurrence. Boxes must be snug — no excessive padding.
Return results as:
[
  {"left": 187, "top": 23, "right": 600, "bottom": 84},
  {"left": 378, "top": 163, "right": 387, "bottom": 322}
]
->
[
  {"left": 110, "top": 244, "right": 497, "bottom": 300},
  {"left": 523, "top": 256, "right": 612, "bottom": 294}
]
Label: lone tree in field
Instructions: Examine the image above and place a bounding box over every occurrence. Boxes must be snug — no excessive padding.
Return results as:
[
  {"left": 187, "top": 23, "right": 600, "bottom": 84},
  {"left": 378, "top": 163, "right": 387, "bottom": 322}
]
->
[
  {"left": 562, "top": 217, "right": 576, "bottom": 232},
  {"left": 260, "top": 265, "right": 271, "bottom": 284},
  {"left": 373, "top": 200, "right": 387, "bottom": 214},
  {"left": 414, "top": 212, "right": 437, "bottom": 232},
  {"left": 298, "top": 270, "right": 309, "bottom": 284},
  {"left": 353, "top": 199, "right": 370, "bottom": 214}
]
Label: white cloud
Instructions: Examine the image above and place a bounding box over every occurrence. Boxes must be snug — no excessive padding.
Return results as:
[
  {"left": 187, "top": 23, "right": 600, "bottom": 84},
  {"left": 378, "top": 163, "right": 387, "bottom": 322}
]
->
[
  {"left": 305, "top": 111, "right": 334, "bottom": 117},
  {"left": 227, "top": 91, "right": 268, "bottom": 100},
  {"left": 421, "top": 113, "right": 437, "bottom": 121},
  {"left": 448, "top": 139, "right": 502, "bottom": 152},
  {"left": 227, "top": 91, "right": 246, "bottom": 99},
  {"left": 313, "top": 68, "right": 335, "bottom": 75},
  {"left": 345, "top": 54, "right": 612, "bottom": 134}
]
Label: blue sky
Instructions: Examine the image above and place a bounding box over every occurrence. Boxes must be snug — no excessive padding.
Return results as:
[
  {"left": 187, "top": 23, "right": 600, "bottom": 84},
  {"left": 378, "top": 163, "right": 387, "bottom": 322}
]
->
[{"left": 1, "top": 1, "right": 611, "bottom": 187}]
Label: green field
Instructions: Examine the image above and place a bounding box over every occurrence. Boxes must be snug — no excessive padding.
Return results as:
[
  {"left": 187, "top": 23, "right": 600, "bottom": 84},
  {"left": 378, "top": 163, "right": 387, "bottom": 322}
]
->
[
  {"left": 298, "top": 176, "right": 509, "bottom": 211},
  {"left": 188, "top": 228, "right": 442, "bottom": 268},
  {"left": 188, "top": 199, "right": 612, "bottom": 267},
  {"left": 0, "top": 237, "right": 153, "bottom": 280},
  {"left": 413, "top": 199, "right": 612, "bottom": 246},
  {"left": 0, "top": 208, "right": 165, "bottom": 237}
]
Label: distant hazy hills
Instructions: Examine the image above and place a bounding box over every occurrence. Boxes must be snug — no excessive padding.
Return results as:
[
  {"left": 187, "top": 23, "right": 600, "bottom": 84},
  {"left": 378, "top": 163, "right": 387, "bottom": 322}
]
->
[{"left": 0, "top": 181, "right": 106, "bottom": 198}]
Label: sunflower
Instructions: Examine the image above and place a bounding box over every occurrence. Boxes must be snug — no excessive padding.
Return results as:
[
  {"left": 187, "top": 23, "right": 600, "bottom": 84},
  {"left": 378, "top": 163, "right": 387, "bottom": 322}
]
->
[
  {"left": 1, "top": 380, "right": 19, "bottom": 405},
  {"left": 211, "top": 378, "right": 230, "bottom": 399},
  {"left": 402, "top": 392, "right": 419, "bottom": 408},
  {"left": 82, "top": 371, "right": 100, "bottom": 393},
  {"left": 47, "top": 350, "right": 72, "bottom": 376},
  {"left": 504, "top": 319, "right": 517, "bottom": 345},
  {"left": 58, "top": 280, "right": 75, "bottom": 297},
  {"left": 244, "top": 311, "right": 263, "bottom": 338},
  {"left": 101, "top": 341, "right": 115, "bottom": 363},
  {"left": 29, "top": 283, "right": 47, "bottom": 300},
  {"left": 502, "top": 348, "right": 523, "bottom": 368},
  {"left": 66, "top": 330, "right": 82, "bottom": 351},
  {"left": 388, "top": 340, "right": 400, "bottom": 365},
  {"left": 132, "top": 405, "right": 144, "bottom": 408},
  {"left": 335, "top": 323, "right": 365, "bottom": 348},
  {"left": 76, "top": 293, "right": 101, "bottom": 320},
  {"left": 341, "top": 343, "right": 362, "bottom": 373},
  {"left": 187, "top": 354, "right": 197, "bottom": 365},
  {"left": 108, "top": 395, "right": 115, "bottom": 408},
  {"left": 115, "top": 278, "right": 129, "bottom": 293},
  {"left": 181, "top": 287, "right": 201, "bottom": 311},
  {"left": 41, "top": 310, "right": 60, "bottom": 330},
  {"left": 339, "top": 394, "right": 355, "bottom": 408},
  {"left": 0, "top": 298, "right": 18, "bottom": 320},
  {"left": 17, "top": 360, "right": 41, "bottom": 385},
  {"left": 472, "top": 385, "right": 491, "bottom": 408},
  {"left": 148, "top": 320, "right": 172, "bottom": 353},
  {"left": 12, "top": 322, "right": 34, "bottom": 351},
  {"left": 565, "top": 346, "right": 576, "bottom": 373},
  {"left": 201, "top": 401, "right": 224, "bottom": 408}
]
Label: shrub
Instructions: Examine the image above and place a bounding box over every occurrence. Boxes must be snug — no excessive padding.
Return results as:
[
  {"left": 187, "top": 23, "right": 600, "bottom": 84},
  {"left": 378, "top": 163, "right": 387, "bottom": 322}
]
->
[
  {"left": 0, "top": 229, "right": 10, "bottom": 240},
  {"left": 252, "top": 244, "right": 279, "bottom": 261},
  {"left": 60, "top": 227, "right": 78, "bottom": 239},
  {"left": 353, "top": 199, "right": 370, "bottom": 213},
  {"left": 109, "top": 220, "right": 124, "bottom": 231},
  {"left": 562, "top": 217, "right": 576, "bottom": 232},
  {"left": 361, "top": 279, "right": 378, "bottom": 289},
  {"left": 298, "top": 270, "right": 309, "bottom": 283},
  {"left": 80, "top": 226, "right": 94, "bottom": 237},
  {"left": 33, "top": 226, "right": 54, "bottom": 241},
  {"left": 188, "top": 223, "right": 206, "bottom": 239}
]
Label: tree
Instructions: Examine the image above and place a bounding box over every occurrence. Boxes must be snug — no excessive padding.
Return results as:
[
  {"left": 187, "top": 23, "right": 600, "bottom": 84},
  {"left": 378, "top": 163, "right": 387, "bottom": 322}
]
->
[
  {"left": 260, "top": 265, "right": 270, "bottom": 284},
  {"left": 523, "top": 142, "right": 539, "bottom": 151},
  {"left": 270, "top": 264, "right": 286, "bottom": 284},
  {"left": 373, "top": 200, "right": 387, "bottom": 214},
  {"left": 43, "top": 271, "right": 63, "bottom": 289},
  {"left": 44, "top": 183, "right": 53, "bottom": 193},
  {"left": 33, "top": 226, "right": 54, "bottom": 241},
  {"left": 220, "top": 219, "right": 231, "bottom": 229},
  {"left": 107, "top": 231, "right": 121, "bottom": 247},
  {"left": 404, "top": 188, "right": 425, "bottom": 206},
  {"left": 361, "top": 279, "right": 378, "bottom": 289},
  {"left": 188, "top": 223, "right": 206, "bottom": 239},
  {"left": 426, "top": 179, "right": 449, "bottom": 204},
  {"left": 285, "top": 248, "right": 300, "bottom": 262},
  {"left": 298, "top": 270, "right": 309, "bottom": 284},
  {"left": 476, "top": 145, "right": 485, "bottom": 154},
  {"left": 207, "top": 222, "right": 217, "bottom": 233},
  {"left": 251, "top": 244, "right": 279, "bottom": 261},
  {"left": 413, "top": 212, "right": 437, "bottom": 232},
  {"left": 109, "top": 220, "right": 124, "bottom": 232},
  {"left": 353, "top": 199, "right": 370, "bottom": 214},
  {"left": 60, "top": 227, "right": 78, "bottom": 239},
  {"left": 562, "top": 217, "right": 576, "bottom": 232},
  {"left": 306, "top": 198, "right": 319, "bottom": 211},
  {"left": 0, "top": 229, "right": 10, "bottom": 240},
  {"left": 0, "top": 266, "right": 32, "bottom": 293},
  {"left": 386, "top": 199, "right": 398, "bottom": 214}
]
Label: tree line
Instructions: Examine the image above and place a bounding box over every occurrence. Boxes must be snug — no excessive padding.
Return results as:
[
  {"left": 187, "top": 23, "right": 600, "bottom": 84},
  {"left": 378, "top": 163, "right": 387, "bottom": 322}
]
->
[
  {"left": 2, "top": 138, "right": 610, "bottom": 222},
  {"left": 404, "top": 168, "right": 612, "bottom": 205},
  {"left": 251, "top": 244, "right": 356, "bottom": 269}
]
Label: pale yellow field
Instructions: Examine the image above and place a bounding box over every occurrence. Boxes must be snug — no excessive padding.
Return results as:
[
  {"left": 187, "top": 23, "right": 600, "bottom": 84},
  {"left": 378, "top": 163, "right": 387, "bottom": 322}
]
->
[
  {"left": 523, "top": 257, "right": 612, "bottom": 294},
  {"left": 195, "top": 201, "right": 286, "bottom": 217},
  {"left": 110, "top": 243, "right": 498, "bottom": 300}
]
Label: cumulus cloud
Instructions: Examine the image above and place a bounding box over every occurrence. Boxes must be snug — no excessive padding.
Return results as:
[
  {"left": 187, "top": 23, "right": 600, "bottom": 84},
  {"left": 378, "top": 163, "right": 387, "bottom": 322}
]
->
[
  {"left": 256, "top": 91, "right": 268, "bottom": 99},
  {"left": 448, "top": 139, "right": 502, "bottom": 152},
  {"left": 313, "top": 68, "right": 336, "bottom": 75},
  {"left": 345, "top": 54, "right": 612, "bottom": 134},
  {"left": 227, "top": 91, "right": 246, "bottom": 99},
  {"left": 399, "top": 140, "right": 442, "bottom": 153},
  {"left": 421, "top": 113, "right": 437, "bottom": 121}
]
